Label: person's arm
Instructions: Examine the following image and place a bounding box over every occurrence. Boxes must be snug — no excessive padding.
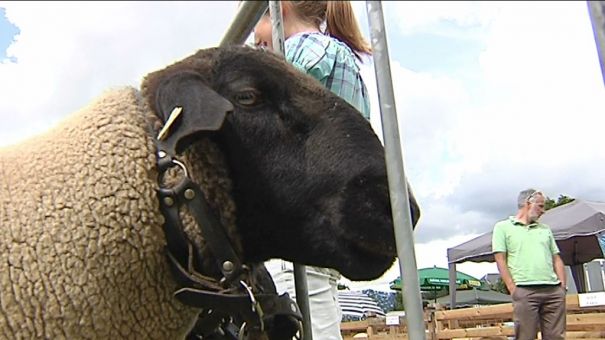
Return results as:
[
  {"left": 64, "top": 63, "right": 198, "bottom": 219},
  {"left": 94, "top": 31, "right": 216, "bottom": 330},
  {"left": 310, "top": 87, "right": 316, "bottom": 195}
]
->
[
  {"left": 553, "top": 254, "right": 566, "bottom": 289},
  {"left": 494, "top": 252, "right": 516, "bottom": 294},
  {"left": 548, "top": 228, "right": 566, "bottom": 290},
  {"left": 492, "top": 223, "right": 515, "bottom": 294}
]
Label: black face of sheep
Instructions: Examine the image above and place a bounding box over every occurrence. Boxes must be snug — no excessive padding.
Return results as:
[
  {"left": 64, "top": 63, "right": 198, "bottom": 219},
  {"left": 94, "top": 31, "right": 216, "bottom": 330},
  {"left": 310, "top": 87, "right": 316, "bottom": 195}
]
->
[{"left": 143, "top": 46, "right": 420, "bottom": 281}]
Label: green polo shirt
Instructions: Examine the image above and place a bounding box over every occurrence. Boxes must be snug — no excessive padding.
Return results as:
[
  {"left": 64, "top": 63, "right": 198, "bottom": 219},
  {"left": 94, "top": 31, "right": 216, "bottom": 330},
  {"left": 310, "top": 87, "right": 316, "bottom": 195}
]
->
[{"left": 492, "top": 216, "right": 560, "bottom": 285}]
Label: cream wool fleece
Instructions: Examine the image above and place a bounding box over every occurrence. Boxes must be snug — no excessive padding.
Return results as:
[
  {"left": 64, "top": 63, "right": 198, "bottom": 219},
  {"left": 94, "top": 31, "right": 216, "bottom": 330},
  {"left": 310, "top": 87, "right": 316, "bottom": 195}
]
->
[{"left": 0, "top": 87, "right": 236, "bottom": 339}]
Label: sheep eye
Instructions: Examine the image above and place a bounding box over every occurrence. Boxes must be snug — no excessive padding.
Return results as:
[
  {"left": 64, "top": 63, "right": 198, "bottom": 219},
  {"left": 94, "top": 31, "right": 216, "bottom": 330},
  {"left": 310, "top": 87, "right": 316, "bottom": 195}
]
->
[{"left": 234, "top": 90, "right": 260, "bottom": 106}]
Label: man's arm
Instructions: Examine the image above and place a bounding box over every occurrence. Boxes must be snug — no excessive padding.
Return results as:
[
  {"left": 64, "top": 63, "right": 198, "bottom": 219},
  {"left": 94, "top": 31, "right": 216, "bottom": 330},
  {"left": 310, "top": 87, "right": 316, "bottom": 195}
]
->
[
  {"left": 553, "top": 254, "right": 566, "bottom": 289},
  {"left": 494, "top": 252, "right": 516, "bottom": 294}
]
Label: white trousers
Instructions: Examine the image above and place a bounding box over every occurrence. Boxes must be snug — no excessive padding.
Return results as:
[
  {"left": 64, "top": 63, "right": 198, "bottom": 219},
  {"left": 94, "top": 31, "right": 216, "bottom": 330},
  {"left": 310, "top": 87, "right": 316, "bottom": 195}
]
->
[{"left": 266, "top": 260, "right": 343, "bottom": 340}]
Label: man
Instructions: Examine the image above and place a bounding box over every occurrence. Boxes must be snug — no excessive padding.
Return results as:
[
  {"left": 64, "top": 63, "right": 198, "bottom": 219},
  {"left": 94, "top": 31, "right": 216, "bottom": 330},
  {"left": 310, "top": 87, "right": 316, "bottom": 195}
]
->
[{"left": 492, "top": 188, "right": 567, "bottom": 340}]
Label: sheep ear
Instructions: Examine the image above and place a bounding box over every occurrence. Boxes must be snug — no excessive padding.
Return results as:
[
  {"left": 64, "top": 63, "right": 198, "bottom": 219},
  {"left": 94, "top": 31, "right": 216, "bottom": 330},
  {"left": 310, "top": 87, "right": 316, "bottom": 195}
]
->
[{"left": 155, "top": 71, "right": 233, "bottom": 154}]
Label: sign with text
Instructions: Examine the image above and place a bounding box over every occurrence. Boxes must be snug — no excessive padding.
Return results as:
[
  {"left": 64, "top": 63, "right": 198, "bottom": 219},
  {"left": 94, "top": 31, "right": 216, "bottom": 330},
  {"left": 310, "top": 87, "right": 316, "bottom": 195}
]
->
[
  {"left": 578, "top": 291, "right": 605, "bottom": 307},
  {"left": 385, "top": 315, "right": 400, "bottom": 325}
]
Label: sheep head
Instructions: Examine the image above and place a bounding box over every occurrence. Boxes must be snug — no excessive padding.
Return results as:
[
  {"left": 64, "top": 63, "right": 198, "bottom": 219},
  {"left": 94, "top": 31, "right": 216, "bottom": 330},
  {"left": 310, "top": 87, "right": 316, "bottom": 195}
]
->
[{"left": 142, "top": 46, "right": 420, "bottom": 281}]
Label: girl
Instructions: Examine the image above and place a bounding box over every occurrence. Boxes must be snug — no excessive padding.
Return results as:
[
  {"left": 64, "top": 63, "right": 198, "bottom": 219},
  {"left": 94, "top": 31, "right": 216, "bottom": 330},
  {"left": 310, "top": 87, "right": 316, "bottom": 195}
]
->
[
  {"left": 255, "top": 2, "right": 373, "bottom": 339},
  {"left": 254, "top": 1, "right": 372, "bottom": 120}
]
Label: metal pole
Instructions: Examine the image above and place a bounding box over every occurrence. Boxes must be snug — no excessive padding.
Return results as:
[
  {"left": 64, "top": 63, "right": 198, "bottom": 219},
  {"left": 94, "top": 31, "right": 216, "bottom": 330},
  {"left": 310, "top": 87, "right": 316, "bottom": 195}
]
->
[
  {"left": 269, "top": 1, "right": 286, "bottom": 55},
  {"left": 365, "top": 2, "right": 426, "bottom": 339},
  {"left": 448, "top": 262, "right": 457, "bottom": 310},
  {"left": 268, "top": 2, "right": 313, "bottom": 339},
  {"left": 587, "top": 1, "right": 605, "bottom": 85},
  {"left": 293, "top": 265, "right": 313, "bottom": 340},
  {"left": 219, "top": 1, "right": 268, "bottom": 46}
]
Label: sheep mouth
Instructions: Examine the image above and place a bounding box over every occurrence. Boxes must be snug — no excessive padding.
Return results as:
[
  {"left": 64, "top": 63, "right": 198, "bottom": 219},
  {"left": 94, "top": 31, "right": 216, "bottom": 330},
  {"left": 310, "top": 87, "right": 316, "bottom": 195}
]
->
[{"left": 337, "top": 242, "right": 396, "bottom": 281}]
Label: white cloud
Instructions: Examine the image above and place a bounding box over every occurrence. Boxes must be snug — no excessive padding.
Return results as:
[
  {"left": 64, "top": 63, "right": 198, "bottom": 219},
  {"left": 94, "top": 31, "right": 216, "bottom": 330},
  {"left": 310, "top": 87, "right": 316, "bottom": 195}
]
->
[
  {"left": 0, "top": 1, "right": 238, "bottom": 146},
  {"left": 385, "top": 1, "right": 500, "bottom": 39}
]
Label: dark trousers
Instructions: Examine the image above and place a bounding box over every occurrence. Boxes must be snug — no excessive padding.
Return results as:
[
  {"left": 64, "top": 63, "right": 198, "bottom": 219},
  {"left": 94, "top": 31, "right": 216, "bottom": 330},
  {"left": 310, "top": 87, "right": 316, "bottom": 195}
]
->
[{"left": 512, "top": 285, "right": 566, "bottom": 340}]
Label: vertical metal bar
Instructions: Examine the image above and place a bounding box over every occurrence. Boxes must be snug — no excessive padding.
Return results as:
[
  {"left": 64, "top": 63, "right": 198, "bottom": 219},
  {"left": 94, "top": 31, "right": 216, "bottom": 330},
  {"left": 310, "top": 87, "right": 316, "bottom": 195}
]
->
[
  {"left": 448, "top": 263, "right": 457, "bottom": 310},
  {"left": 587, "top": 1, "right": 605, "bottom": 84},
  {"left": 268, "top": 2, "right": 313, "bottom": 339},
  {"left": 365, "top": 2, "right": 426, "bottom": 339},
  {"left": 220, "top": 1, "right": 268, "bottom": 46},
  {"left": 269, "top": 1, "right": 286, "bottom": 55},
  {"left": 293, "top": 264, "right": 313, "bottom": 340}
]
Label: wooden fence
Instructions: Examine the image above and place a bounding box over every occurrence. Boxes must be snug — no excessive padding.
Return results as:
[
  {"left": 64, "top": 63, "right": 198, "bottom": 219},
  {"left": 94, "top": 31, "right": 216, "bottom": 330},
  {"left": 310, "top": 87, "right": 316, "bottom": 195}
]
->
[{"left": 341, "top": 294, "right": 605, "bottom": 339}]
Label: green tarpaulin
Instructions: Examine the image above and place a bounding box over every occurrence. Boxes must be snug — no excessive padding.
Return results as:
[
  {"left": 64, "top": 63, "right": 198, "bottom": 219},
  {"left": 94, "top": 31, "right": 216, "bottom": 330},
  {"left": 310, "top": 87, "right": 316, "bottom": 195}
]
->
[
  {"left": 390, "top": 266, "right": 481, "bottom": 291},
  {"left": 436, "top": 288, "right": 511, "bottom": 307}
]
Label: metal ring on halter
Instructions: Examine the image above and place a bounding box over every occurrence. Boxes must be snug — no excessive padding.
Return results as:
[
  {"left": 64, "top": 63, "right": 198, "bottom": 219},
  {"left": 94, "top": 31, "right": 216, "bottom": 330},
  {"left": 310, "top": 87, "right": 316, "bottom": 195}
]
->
[
  {"left": 170, "top": 159, "right": 189, "bottom": 178},
  {"left": 239, "top": 280, "right": 264, "bottom": 332},
  {"left": 239, "top": 281, "right": 257, "bottom": 312},
  {"left": 157, "top": 158, "right": 190, "bottom": 189}
]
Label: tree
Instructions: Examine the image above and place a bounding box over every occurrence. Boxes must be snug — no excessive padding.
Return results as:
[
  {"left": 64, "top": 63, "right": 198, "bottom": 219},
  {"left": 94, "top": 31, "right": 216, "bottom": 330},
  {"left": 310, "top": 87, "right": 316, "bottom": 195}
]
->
[
  {"left": 544, "top": 194, "right": 575, "bottom": 211},
  {"left": 394, "top": 291, "right": 404, "bottom": 311},
  {"left": 337, "top": 282, "right": 350, "bottom": 290}
]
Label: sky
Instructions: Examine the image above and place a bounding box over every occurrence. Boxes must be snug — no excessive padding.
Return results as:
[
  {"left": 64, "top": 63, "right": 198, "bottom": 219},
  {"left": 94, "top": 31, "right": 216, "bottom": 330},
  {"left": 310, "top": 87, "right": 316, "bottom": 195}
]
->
[{"left": 1, "top": 1, "right": 604, "bottom": 292}]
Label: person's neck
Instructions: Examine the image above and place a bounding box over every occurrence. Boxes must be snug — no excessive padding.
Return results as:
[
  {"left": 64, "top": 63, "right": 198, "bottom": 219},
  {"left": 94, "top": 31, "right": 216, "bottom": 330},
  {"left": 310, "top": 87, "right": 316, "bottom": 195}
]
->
[
  {"left": 515, "top": 210, "right": 530, "bottom": 225},
  {"left": 284, "top": 20, "right": 321, "bottom": 40}
]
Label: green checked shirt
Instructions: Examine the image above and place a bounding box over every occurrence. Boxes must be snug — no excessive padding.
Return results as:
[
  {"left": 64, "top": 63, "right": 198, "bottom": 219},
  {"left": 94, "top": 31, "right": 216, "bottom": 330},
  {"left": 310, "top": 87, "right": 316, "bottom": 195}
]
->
[{"left": 285, "top": 32, "right": 371, "bottom": 121}]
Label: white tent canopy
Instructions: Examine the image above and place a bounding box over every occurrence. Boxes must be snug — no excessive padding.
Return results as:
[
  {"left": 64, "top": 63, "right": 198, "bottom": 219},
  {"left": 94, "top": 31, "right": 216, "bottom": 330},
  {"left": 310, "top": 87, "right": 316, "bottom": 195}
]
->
[{"left": 338, "top": 290, "right": 385, "bottom": 321}]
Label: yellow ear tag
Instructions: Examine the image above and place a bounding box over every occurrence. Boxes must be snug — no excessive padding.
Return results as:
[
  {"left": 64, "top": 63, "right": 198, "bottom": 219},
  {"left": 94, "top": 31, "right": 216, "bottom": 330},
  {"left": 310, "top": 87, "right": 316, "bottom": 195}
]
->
[{"left": 157, "top": 106, "right": 183, "bottom": 141}]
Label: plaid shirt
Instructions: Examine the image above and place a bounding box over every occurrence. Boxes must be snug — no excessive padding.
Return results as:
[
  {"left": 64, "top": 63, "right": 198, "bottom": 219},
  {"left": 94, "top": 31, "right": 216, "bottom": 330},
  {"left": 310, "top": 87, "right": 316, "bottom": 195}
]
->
[{"left": 285, "top": 32, "right": 371, "bottom": 120}]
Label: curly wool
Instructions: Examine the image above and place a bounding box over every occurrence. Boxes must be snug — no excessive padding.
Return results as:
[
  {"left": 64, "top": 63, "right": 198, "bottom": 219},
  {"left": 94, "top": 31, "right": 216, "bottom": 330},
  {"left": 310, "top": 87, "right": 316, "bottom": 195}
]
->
[{"left": 0, "top": 87, "right": 237, "bottom": 339}]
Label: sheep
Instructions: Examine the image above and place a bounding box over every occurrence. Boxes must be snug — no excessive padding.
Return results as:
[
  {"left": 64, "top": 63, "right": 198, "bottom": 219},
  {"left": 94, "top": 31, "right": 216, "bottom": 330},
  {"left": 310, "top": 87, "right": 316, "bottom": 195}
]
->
[{"left": 0, "top": 45, "right": 420, "bottom": 339}]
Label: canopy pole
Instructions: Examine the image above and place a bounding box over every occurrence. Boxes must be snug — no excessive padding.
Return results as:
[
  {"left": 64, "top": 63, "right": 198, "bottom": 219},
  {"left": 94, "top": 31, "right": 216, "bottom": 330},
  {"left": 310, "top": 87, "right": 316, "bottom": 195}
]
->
[
  {"left": 571, "top": 263, "right": 587, "bottom": 293},
  {"left": 366, "top": 2, "right": 425, "bottom": 339},
  {"left": 267, "top": 2, "right": 313, "bottom": 339},
  {"left": 448, "top": 262, "right": 457, "bottom": 309}
]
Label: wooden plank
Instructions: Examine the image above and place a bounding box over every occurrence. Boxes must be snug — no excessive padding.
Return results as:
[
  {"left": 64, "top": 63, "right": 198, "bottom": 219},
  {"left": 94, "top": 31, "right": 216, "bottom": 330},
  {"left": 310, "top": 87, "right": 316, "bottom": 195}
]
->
[
  {"left": 567, "top": 312, "right": 605, "bottom": 332},
  {"left": 341, "top": 320, "right": 370, "bottom": 331},
  {"left": 434, "top": 317, "right": 605, "bottom": 339},
  {"left": 435, "top": 294, "right": 605, "bottom": 322},
  {"left": 364, "top": 335, "right": 408, "bottom": 339},
  {"left": 436, "top": 326, "right": 513, "bottom": 339},
  {"left": 435, "top": 303, "right": 513, "bottom": 321},
  {"left": 566, "top": 330, "right": 605, "bottom": 338},
  {"left": 567, "top": 324, "right": 605, "bottom": 332},
  {"left": 344, "top": 330, "right": 605, "bottom": 339},
  {"left": 566, "top": 312, "right": 605, "bottom": 323}
]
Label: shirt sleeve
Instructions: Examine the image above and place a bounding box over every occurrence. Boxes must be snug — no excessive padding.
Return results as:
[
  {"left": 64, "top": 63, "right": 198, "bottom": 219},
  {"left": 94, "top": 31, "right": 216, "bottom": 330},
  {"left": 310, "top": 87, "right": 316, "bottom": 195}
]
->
[
  {"left": 285, "top": 36, "right": 332, "bottom": 86},
  {"left": 492, "top": 222, "right": 507, "bottom": 253},
  {"left": 288, "top": 54, "right": 331, "bottom": 87},
  {"left": 548, "top": 229, "right": 560, "bottom": 254}
]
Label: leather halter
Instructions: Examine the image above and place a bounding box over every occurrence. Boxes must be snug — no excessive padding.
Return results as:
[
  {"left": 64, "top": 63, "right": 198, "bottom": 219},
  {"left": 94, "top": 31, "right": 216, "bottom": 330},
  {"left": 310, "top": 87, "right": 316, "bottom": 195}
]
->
[{"left": 153, "top": 106, "right": 303, "bottom": 339}]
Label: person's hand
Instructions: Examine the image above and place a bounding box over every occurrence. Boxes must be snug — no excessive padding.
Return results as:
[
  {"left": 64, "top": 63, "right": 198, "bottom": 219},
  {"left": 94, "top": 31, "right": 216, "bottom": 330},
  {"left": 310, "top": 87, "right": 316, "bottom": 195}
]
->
[{"left": 507, "top": 284, "right": 516, "bottom": 295}]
